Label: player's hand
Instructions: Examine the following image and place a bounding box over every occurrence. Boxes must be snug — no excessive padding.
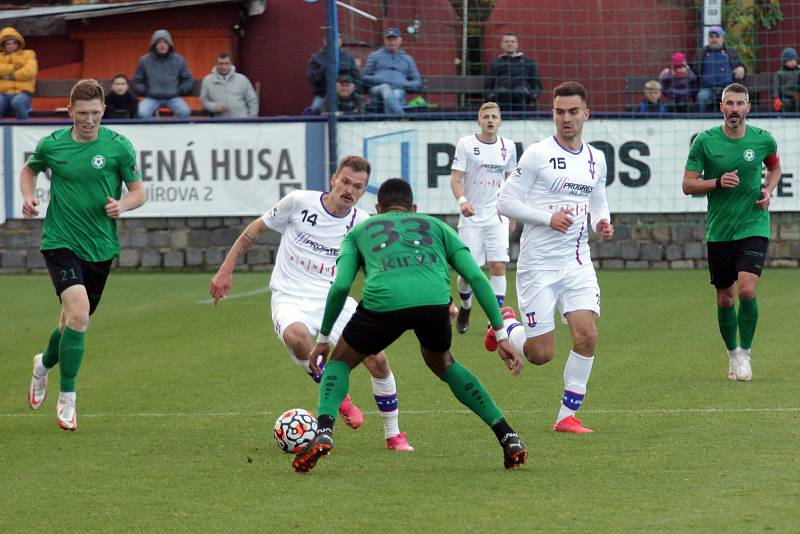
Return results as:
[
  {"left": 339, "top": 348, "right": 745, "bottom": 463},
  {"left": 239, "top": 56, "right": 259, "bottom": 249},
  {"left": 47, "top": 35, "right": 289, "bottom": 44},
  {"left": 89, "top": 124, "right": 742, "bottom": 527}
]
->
[
  {"left": 460, "top": 200, "right": 476, "bottom": 217},
  {"left": 719, "top": 170, "right": 739, "bottom": 189},
  {"left": 497, "top": 339, "right": 523, "bottom": 376},
  {"left": 596, "top": 219, "right": 614, "bottom": 240},
  {"left": 308, "top": 343, "right": 330, "bottom": 375},
  {"left": 105, "top": 196, "right": 124, "bottom": 218},
  {"left": 22, "top": 196, "right": 39, "bottom": 218},
  {"left": 549, "top": 208, "right": 573, "bottom": 233},
  {"left": 508, "top": 219, "right": 517, "bottom": 235},
  {"left": 755, "top": 187, "right": 771, "bottom": 209},
  {"left": 448, "top": 302, "right": 458, "bottom": 320},
  {"left": 209, "top": 270, "right": 232, "bottom": 306}
]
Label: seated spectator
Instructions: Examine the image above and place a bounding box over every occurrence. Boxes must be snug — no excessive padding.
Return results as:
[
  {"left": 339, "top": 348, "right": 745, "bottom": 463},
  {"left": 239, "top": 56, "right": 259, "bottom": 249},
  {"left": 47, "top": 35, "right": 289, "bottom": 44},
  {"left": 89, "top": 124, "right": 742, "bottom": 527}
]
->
[
  {"left": 318, "top": 74, "right": 363, "bottom": 115},
  {"left": 484, "top": 33, "right": 542, "bottom": 111},
  {"left": 200, "top": 52, "right": 259, "bottom": 118},
  {"left": 104, "top": 74, "right": 139, "bottom": 119},
  {"left": 134, "top": 29, "right": 194, "bottom": 119},
  {"left": 659, "top": 52, "right": 696, "bottom": 113},
  {"left": 692, "top": 26, "right": 745, "bottom": 112},
  {"left": 0, "top": 26, "right": 37, "bottom": 120},
  {"left": 638, "top": 80, "right": 667, "bottom": 113},
  {"left": 362, "top": 28, "right": 421, "bottom": 115},
  {"left": 307, "top": 33, "right": 360, "bottom": 114},
  {"left": 771, "top": 47, "right": 799, "bottom": 113}
]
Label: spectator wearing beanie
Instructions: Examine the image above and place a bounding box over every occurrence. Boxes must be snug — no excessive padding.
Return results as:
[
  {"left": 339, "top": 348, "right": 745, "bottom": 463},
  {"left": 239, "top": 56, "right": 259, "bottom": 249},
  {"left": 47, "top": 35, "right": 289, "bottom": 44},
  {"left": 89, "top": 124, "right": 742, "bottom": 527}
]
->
[
  {"left": 772, "top": 47, "right": 799, "bottom": 113},
  {"left": 659, "top": 52, "right": 696, "bottom": 113}
]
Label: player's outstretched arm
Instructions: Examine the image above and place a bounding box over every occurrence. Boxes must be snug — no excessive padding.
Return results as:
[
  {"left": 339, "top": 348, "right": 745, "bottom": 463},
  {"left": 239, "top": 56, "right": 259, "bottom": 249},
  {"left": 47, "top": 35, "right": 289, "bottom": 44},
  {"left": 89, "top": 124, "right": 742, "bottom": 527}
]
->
[
  {"left": 209, "top": 217, "right": 268, "bottom": 306},
  {"left": 316, "top": 242, "right": 360, "bottom": 358},
  {"left": 20, "top": 164, "right": 40, "bottom": 218}
]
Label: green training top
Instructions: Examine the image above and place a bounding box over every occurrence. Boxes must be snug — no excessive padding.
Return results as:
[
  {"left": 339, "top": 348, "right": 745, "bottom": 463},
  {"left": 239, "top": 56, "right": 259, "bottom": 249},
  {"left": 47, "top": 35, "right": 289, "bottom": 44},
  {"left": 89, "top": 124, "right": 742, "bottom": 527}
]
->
[
  {"left": 685, "top": 124, "right": 777, "bottom": 242},
  {"left": 27, "top": 126, "right": 141, "bottom": 261},
  {"left": 320, "top": 211, "right": 504, "bottom": 335}
]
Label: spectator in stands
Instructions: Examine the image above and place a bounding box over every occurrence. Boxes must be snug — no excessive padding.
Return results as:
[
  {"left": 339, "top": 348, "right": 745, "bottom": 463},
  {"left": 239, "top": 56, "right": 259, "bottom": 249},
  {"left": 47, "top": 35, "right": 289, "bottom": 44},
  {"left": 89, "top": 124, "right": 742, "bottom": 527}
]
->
[
  {"left": 484, "top": 33, "right": 542, "bottom": 112},
  {"left": 318, "top": 74, "right": 363, "bottom": 115},
  {"left": 362, "top": 28, "right": 421, "bottom": 115},
  {"left": 659, "top": 52, "right": 696, "bottom": 113},
  {"left": 104, "top": 74, "right": 139, "bottom": 119},
  {"left": 200, "top": 52, "right": 259, "bottom": 118},
  {"left": 134, "top": 29, "right": 193, "bottom": 119},
  {"left": 693, "top": 26, "right": 745, "bottom": 112},
  {"left": 307, "top": 33, "right": 361, "bottom": 115},
  {"left": 638, "top": 80, "right": 667, "bottom": 113},
  {"left": 0, "top": 27, "right": 37, "bottom": 120},
  {"left": 771, "top": 47, "right": 799, "bottom": 113}
]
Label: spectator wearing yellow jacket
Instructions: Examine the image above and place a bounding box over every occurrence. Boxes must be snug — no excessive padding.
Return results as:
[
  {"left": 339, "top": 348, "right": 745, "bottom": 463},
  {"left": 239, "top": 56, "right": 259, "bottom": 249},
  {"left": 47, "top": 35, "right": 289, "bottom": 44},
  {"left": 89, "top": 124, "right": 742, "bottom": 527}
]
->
[{"left": 0, "top": 27, "right": 37, "bottom": 119}]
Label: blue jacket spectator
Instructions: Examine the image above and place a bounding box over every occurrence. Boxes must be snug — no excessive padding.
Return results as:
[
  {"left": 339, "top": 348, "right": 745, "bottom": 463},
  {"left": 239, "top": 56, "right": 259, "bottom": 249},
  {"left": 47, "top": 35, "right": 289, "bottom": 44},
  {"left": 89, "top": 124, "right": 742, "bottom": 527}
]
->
[
  {"left": 638, "top": 80, "right": 667, "bottom": 113},
  {"left": 692, "top": 26, "right": 745, "bottom": 111},
  {"left": 134, "top": 29, "right": 194, "bottom": 119},
  {"left": 362, "top": 28, "right": 421, "bottom": 115},
  {"left": 307, "top": 34, "right": 361, "bottom": 114}
]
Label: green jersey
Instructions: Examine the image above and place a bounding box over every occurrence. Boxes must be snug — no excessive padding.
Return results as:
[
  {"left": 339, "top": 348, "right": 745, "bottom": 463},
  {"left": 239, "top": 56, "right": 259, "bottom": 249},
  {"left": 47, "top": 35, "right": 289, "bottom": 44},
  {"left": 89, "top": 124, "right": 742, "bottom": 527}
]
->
[
  {"left": 685, "top": 124, "right": 777, "bottom": 242},
  {"left": 27, "top": 126, "right": 141, "bottom": 261}
]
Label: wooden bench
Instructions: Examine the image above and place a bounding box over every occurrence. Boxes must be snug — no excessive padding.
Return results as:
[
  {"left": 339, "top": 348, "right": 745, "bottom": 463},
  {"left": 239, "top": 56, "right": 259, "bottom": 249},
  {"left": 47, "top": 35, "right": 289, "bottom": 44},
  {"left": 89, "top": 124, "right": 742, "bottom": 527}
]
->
[
  {"left": 421, "top": 75, "right": 485, "bottom": 110},
  {"left": 31, "top": 79, "right": 206, "bottom": 118}
]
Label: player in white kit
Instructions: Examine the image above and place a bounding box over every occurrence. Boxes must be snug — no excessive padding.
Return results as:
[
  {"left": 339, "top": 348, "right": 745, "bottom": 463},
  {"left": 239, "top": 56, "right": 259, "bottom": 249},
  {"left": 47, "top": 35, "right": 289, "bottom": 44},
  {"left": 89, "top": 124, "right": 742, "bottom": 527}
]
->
[
  {"left": 210, "top": 156, "right": 413, "bottom": 451},
  {"left": 450, "top": 102, "right": 518, "bottom": 333},
  {"left": 486, "top": 82, "right": 614, "bottom": 433}
]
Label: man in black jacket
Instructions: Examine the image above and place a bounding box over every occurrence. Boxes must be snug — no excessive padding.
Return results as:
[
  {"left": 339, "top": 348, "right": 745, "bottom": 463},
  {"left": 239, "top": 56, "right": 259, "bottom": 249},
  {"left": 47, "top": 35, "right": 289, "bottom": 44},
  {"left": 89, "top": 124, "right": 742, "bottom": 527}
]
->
[
  {"left": 485, "top": 33, "right": 542, "bottom": 112},
  {"left": 307, "top": 33, "right": 361, "bottom": 114}
]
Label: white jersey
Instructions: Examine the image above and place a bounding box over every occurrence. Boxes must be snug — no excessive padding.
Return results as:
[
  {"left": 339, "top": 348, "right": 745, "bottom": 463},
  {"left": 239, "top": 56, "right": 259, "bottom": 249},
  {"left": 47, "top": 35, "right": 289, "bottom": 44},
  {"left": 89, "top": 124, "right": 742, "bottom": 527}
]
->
[
  {"left": 263, "top": 190, "right": 368, "bottom": 298},
  {"left": 451, "top": 134, "right": 517, "bottom": 228},
  {"left": 500, "top": 136, "right": 610, "bottom": 270}
]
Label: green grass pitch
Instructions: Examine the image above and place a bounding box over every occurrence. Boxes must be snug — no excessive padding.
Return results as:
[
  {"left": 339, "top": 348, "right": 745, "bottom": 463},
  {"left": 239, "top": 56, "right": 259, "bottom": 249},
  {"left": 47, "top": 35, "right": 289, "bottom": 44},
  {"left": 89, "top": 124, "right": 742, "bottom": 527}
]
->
[{"left": 2, "top": 270, "right": 799, "bottom": 532}]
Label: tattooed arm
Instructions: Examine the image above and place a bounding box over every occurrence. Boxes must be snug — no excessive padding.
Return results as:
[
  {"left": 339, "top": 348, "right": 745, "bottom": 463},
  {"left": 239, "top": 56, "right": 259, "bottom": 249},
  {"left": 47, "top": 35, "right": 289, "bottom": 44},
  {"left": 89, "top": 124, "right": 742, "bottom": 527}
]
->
[{"left": 209, "top": 217, "right": 269, "bottom": 306}]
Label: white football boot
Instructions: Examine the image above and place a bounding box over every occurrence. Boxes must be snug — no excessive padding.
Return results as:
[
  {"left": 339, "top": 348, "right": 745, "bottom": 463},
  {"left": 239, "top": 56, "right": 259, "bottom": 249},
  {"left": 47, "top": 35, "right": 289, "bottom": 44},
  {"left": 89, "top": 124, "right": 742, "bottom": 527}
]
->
[
  {"left": 727, "top": 349, "right": 739, "bottom": 381},
  {"left": 28, "top": 353, "right": 48, "bottom": 410},
  {"left": 734, "top": 348, "right": 753, "bottom": 382},
  {"left": 56, "top": 395, "right": 77, "bottom": 431}
]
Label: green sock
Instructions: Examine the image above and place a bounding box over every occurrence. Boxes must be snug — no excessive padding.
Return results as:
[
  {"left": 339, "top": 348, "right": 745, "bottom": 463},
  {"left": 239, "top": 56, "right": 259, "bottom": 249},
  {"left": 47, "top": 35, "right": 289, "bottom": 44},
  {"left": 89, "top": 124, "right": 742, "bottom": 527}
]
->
[
  {"left": 738, "top": 297, "right": 759, "bottom": 350},
  {"left": 717, "top": 305, "right": 738, "bottom": 351},
  {"left": 441, "top": 361, "right": 503, "bottom": 427},
  {"left": 41, "top": 327, "right": 61, "bottom": 369},
  {"left": 317, "top": 360, "right": 351, "bottom": 420},
  {"left": 59, "top": 327, "right": 85, "bottom": 393}
]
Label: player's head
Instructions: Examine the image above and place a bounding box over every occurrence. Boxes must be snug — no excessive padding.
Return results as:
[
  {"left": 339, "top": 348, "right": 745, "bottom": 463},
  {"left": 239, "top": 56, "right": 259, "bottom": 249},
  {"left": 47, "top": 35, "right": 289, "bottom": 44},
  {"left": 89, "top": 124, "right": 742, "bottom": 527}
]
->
[
  {"left": 477, "top": 102, "right": 502, "bottom": 136},
  {"left": 376, "top": 178, "right": 415, "bottom": 213},
  {"left": 720, "top": 83, "right": 750, "bottom": 130},
  {"left": 329, "top": 155, "right": 370, "bottom": 212},
  {"left": 68, "top": 79, "right": 106, "bottom": 141},
  {"left": 552, "top": 81, "right": 589, "bottom": 142}
]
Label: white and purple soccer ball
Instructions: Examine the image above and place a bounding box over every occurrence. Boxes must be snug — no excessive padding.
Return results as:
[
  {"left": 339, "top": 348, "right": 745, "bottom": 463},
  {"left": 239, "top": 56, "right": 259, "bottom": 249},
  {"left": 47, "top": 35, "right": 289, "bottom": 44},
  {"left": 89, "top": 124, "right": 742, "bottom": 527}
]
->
[{"left": 273, "top": 408, "right": 318, "bottom": 453}]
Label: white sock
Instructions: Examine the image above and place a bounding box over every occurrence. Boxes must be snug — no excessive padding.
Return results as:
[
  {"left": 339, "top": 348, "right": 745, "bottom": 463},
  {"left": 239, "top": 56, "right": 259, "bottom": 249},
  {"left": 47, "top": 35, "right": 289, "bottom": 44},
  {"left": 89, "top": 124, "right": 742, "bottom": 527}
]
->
[
  {"left": 35, "top": 357, "right": 49, "bottom": 377},
  {"left": 489, "top": 275, "right": 506, "bottom": 307},
  {"left": 288, "top": 351, "right": 323, "bottom": 383},
  {"left": 59, "top": 391, "right": 76, "bottom": 403},
  {"left": 504, "top": 317, "right": 526, "bottom": 355},
  {"left": 371, "top": 372, "right": 400, "bottom": 438},
  {"left": 557, "top": 350, "right": 594, "bottom": 423},
  {"left": 457, "top": 276, "right": 472, "bottom": 309}
]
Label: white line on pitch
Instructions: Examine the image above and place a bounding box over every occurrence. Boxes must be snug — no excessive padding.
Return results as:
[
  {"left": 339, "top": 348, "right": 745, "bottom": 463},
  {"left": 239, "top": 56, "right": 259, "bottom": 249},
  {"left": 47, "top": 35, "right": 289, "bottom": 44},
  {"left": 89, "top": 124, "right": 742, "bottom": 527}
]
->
[
  {"left": 3, "top": 406, "right": 799, "bottom": 418},
  {"left": 195, "top": 286, "right": 270, "bottom": 304}
]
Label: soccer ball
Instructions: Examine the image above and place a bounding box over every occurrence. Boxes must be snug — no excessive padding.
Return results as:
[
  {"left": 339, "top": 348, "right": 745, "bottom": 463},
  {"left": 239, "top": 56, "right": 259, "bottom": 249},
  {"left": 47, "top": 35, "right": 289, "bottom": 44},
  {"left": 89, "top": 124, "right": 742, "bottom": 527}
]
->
[{"left": 273, "top": 408, "right": 318, "bottom": 453}]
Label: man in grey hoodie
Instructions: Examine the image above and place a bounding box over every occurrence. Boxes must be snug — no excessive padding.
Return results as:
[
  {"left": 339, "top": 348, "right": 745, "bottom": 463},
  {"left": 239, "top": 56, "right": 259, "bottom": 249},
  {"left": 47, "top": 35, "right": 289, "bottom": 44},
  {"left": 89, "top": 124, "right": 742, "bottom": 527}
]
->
[
  {"left": 134, "top": 29, "right": 194, "bottom": 119},
  {"left": 200, "top": 53, "right": 259, "bottom": 118}
]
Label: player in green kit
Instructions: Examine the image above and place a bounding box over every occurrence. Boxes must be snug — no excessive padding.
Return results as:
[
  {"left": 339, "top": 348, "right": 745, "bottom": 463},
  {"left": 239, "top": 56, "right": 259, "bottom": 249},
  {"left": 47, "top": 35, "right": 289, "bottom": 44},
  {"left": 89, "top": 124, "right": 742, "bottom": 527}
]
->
[
  {"left": 682, "top": 82, "right": 782, "bottom": 382},
  {"left": 292, "top": 178, "right": 527, "bottom": 473},
  {"left": 21, "top": 79, "right": 145, "bottom": 430}
]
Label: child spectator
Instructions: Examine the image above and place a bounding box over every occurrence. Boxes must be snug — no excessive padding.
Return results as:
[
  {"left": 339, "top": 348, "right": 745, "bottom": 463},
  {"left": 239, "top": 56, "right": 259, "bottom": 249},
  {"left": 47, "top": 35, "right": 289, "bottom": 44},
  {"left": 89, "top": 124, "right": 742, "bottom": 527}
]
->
[
  {"left": 771, "top": 47, "right": 799, "bottom": 113},
  {"left": 659, "top": 52, "right": 696, "bottom": 113},
  {"left": 638, "top": 80, "right": 667, "bottom": 113},
  {"left": 104, "top": 74, "right": 139, "bottom": 119}
]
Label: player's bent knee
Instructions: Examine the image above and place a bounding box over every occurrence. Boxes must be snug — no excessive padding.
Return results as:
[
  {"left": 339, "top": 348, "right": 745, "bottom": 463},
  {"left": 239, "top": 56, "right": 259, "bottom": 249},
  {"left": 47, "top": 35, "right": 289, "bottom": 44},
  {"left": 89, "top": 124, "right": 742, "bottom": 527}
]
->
[
  {"left": 738, "top": 286, "right": 757, "bottom": 300},
  {"left": 65, "top": 312, "right": 89, "bottom": 332},
  {"left": 362, "top": 352, "right": 390, "bottom": 378},
  {"left": 573, "top": 328, "right": 598, "bottom": 354}
]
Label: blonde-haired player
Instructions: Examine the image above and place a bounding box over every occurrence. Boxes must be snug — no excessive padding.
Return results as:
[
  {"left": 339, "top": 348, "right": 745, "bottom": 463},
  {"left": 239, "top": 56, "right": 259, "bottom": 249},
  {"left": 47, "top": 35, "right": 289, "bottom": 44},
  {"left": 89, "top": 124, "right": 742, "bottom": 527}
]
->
[{"left": 450, "top": 102, "right": 518, "bottom": 333}]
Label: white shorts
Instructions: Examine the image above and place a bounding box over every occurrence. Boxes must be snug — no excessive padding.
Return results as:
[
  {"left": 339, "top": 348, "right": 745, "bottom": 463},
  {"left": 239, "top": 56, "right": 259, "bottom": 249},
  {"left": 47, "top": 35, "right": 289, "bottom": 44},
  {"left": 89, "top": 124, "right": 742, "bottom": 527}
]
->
[
  {"left": 459, "top": 222, "right": 510, "bottom": 265},
  {"left": 270, "top": 292, "right": 358, "bottom": 356},
  {"left": 516, "top": 263, "right": 600, "bottom": 338}
]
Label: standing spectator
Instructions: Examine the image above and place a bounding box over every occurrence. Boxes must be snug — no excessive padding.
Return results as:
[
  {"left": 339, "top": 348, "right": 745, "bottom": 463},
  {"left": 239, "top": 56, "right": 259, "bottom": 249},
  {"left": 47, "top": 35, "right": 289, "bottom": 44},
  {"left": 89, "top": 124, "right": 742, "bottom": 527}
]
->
[
  {"left": 693, "top": 26, "right": 745, "bottom": 112},
  {"left": 638, "top": 80, "right": 667, "bottom": 113},
  {"left": 321, "top": 74, "right": 364, "bottom": 115},
  {"left": 200, "top": 52, "right": 259, "bottom": 118},
  {"left": 659, "top": 52, "right": 697, "bottom": 112},
  {"left": 484, "top": 33, "right": 542, "bottom": 112},
  {"left": 771, "top": 47, "right": 799, "bottom": 113},
  {"left": 134, "top": 29, "right": 193, "bottom": 119},
  {"left": 0, "top": 27, "right": 37, "bottom": 120},
  {"left": 104, "top": 74, "right": 138, "bottom": 119},
  {"left": 307, "top": 33, "right": 360, "bottom": 114},
  {"left": 362, "top": 28, "right": 421, "bottom": 115}
]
